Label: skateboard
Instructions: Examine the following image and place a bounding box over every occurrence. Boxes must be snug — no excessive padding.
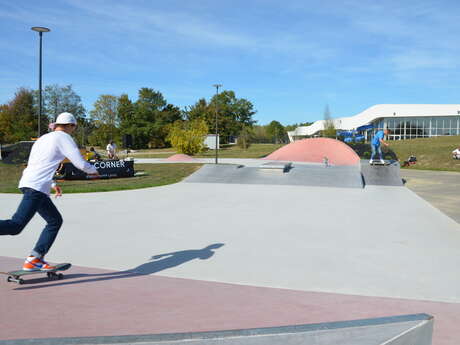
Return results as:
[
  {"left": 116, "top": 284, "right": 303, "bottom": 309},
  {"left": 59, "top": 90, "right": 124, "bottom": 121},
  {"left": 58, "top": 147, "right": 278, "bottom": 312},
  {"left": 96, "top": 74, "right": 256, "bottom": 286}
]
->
[
  {"left": 370, "top": 161, "right": 390, "bottom": 166},
  {"left": 1, "top": 263, "right": 71, "bottom": 285}
]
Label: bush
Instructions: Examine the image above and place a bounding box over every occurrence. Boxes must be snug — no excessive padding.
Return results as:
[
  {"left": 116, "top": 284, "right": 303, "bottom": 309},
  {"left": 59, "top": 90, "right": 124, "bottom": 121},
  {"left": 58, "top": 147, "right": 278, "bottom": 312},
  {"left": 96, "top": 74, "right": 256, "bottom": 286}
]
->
[
  {"left": 237, "top": 126, "right": 253, "bottom": 150},
  {"left": 167, "top": 119, "right": 208, "bottom": 155}
]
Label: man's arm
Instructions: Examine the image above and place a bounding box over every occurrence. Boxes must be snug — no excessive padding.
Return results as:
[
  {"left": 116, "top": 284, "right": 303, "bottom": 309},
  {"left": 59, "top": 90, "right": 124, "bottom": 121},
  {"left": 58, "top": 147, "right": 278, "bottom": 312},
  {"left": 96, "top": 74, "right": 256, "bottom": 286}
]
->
[
  {"left": 380, "top": 133, "right": 389, "bottom": 147},
  {"left": 60, "top": 135, "right": 99, "bottom": 175}
]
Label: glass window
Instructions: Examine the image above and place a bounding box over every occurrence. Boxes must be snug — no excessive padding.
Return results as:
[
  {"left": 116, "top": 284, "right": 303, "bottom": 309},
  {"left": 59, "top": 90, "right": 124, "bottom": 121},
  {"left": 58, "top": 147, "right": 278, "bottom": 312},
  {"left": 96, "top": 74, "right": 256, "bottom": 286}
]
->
[{"left": 434, "top": 118, "right": 442, "bottom": 129}]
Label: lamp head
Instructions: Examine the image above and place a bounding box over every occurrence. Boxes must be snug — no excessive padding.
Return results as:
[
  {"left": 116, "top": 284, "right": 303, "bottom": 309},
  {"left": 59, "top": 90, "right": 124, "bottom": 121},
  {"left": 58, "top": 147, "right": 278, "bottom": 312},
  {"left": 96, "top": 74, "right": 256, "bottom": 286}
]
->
[{"left": 31, "top": 27, "right": 50, "bottom": 33}]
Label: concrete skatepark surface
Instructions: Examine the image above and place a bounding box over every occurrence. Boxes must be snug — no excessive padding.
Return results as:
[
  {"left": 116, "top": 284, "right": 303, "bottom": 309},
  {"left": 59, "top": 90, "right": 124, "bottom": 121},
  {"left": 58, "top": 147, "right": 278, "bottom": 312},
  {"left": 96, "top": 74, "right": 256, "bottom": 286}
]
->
[{"left": 1, "top": 159, "right": 459, "bottom": 344}]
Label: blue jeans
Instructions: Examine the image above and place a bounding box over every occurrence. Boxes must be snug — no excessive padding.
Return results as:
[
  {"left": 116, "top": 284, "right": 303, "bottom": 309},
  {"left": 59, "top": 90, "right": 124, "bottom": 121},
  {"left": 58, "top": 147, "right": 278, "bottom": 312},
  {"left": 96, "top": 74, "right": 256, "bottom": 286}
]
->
[
  {"left": 370, "top": 144, "right": 383, "bottom": 160},
  {"left": 0, "top": 188, "right": 63, "bottom": 258}
]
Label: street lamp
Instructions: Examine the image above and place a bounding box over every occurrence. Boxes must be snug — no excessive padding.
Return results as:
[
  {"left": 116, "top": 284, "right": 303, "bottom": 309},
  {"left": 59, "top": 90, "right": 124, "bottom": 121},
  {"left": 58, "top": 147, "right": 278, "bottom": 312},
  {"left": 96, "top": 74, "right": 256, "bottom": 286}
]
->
[
  {"left": 31, "top": 26, "right": 50, "bottom": 138},
  {"left": 212, "top": 84, "right": 222, "bottom": 164}
]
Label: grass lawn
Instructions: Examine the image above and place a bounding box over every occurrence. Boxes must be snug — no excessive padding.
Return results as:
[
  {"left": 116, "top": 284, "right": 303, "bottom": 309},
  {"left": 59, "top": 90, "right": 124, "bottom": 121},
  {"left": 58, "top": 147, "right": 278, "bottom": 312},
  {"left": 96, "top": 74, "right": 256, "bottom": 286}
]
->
[
  {"left": 0, "top": 163, "right": 202, "bottom": 194},
  {"left": 386, "top": 135, "right": 460, "bottom": 172}
]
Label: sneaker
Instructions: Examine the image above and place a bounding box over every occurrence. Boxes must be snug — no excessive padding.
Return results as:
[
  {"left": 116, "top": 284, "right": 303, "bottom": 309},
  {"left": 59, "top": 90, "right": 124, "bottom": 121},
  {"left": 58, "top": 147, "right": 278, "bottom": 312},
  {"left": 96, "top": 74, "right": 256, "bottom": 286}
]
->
[
  {"left": 380, "top": 159, "right": 385, "bottom": 164},
  {"left": 22, "top": 256, "right": 57, "bottom": 271},
  {"left": 22, "top": 256, "right": 43, "bottom": 271},
  {"left": 369, "top": 159, "right": 374, "bottom": 164},
  {"left": 40, "top": 258, "right": 57, "bottom": 271}
]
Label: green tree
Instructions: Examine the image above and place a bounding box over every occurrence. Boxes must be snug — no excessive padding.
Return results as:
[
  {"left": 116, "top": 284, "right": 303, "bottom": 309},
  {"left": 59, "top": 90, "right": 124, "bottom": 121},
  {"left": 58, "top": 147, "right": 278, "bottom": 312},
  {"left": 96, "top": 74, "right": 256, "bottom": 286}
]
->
[
  {"left": 41, "top": 84, "right": 86, "bottom": 121},
  {"left": 167, "top": 118, "right": 208, "bottom": 155},
  {"left": 31, "top": 84, "right": 87, "bottom": 145},
  {"left": 266, "top": 120, "right": 287, "bottom": 143},
  {"left": 186, "top": 90, "right": 257, "bottom": 144},
  {"left": 237, "top": 125, "right": 254, "bottom": 150},
  {"left": 0, "top": 104, "right": 13, "bottom": 143},
  {"left": 284, "top": 122, "right": 313, "bottom": 132},
  {"left": 88, "top": 95, "right": 120, "bottom": 146},
  {"left": 252, "top": 125, "right": 271, "bottom": 143},
  {"left": 117, "top": 94, "right": 136, "bottom": 147},
  {"left": 0, "top": 88, "right": 39, "bottom": 142},
  {"left": 131, "top": 88, "right": 173, "bottom": 148}
]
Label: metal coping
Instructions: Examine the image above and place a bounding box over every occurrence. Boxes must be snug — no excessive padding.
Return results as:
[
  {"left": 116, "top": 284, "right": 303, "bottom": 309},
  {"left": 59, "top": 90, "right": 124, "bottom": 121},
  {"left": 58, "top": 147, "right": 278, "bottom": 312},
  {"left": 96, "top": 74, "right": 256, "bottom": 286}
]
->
[{"left": 0, "top": 313, "right": 432, "bottom": 345}]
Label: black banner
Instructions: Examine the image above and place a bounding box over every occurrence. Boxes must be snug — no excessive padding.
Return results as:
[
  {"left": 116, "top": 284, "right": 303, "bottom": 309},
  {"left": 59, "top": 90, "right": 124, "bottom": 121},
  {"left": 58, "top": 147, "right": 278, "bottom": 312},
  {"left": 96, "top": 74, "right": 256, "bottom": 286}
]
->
[{"left": 61, "top": 160, "right": 134, "bottom": 180}]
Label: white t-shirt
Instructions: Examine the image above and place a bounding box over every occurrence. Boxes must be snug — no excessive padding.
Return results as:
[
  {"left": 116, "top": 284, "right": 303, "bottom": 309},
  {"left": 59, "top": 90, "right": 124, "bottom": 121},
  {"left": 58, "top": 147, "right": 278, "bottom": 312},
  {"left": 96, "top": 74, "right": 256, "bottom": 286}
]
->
[
  {"left": 19, "top": 131, "right": 98, "bottom": 195},
  {"left": 106, "top": 143, "right": 115, "bottom": 153}
]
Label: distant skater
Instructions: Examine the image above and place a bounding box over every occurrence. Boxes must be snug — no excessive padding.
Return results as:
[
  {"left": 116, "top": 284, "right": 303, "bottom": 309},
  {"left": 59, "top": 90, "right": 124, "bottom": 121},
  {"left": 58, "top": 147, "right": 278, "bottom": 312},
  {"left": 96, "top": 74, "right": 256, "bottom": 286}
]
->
[
  {"left": 0, "top": 112, "right": 99, "bottom": 271},
  {"left": 370, "top": 129, "right": 390, "bottom": 164}
]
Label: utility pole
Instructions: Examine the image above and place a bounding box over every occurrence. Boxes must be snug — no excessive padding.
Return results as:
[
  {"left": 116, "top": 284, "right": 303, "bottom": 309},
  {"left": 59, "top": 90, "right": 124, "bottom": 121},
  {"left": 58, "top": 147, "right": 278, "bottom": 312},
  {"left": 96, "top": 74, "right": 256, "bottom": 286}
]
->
[{"left": 212, "top": 84, "right": 222, "bottom": 164}]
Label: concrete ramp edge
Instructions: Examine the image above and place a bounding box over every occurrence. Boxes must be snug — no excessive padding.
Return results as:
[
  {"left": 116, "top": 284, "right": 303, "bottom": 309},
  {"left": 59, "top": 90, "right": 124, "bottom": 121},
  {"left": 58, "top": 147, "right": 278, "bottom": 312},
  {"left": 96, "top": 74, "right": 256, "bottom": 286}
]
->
[{"left": 0, "top": 314, "right": 433, "bottom": 345}]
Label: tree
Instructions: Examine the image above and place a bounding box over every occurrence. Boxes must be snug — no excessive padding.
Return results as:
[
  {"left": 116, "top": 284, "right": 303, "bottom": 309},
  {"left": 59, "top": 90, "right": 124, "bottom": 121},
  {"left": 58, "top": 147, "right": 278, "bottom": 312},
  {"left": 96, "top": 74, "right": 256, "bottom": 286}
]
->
[
  {"left": 284, "top": 122, "right": 313, "bottom": 132},
  {"left": 118, "top": 94, "right": 136, "bottom": 146},
  {"left": 322, "top": 104, "right": 336, "bottom": 138},
  {"left": 0, "top": 88, "right": 38, "bottom": 142},
  {"left": 0, "top": 104, "right": 13, "bottom": 143},
  {"left": 88, "top": 95, "right": 119, "bottom": 146},
  {"left": 131, "top": 88, "right": 172, "bottom": 148},
  {"left": 185, "top": 90, "right": 257, "bottom": 143},
  {"left": 167, "top": 119, "right": 208, "bottom": 155},
  {"left": 252, "top": 125, "right": 271, "bottom": 143},
  {"left": 237, "top": 125, "right": 254, "bottom": 149},
  {"left": 40, "top": 84, "right": 86, "bottom": 121},
  {"left": 266, "top": 120, "right": 287, "bottom": 143}
]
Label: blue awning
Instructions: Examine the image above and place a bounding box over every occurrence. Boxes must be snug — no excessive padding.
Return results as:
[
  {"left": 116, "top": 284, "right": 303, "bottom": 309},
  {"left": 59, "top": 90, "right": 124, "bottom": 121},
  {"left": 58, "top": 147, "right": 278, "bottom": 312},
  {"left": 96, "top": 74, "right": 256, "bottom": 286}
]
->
[{"left": 356, "top": 124, "right": 374, "bottom": 131}]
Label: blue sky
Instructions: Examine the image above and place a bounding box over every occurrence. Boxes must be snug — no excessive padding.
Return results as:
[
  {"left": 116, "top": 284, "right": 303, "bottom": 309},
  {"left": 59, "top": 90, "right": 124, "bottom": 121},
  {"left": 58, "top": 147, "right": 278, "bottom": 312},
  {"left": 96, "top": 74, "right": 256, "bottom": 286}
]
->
[{"left": 1, "top": 0, "right": 460, "bottom": 126}]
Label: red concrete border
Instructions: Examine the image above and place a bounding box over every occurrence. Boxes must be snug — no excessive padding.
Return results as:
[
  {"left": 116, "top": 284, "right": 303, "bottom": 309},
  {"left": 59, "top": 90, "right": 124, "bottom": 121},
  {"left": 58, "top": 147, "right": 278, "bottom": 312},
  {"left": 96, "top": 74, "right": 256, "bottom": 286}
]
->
[{"left": 0, "top": 257, "right": 458, "bottom": 344}]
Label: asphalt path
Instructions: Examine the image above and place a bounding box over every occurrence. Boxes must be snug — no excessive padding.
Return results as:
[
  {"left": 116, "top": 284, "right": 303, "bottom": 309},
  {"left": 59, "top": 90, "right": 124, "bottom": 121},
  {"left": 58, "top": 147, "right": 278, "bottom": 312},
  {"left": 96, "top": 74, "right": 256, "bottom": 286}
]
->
[{"left": 401, "top": 169, "right": 460, "bottom": 224}]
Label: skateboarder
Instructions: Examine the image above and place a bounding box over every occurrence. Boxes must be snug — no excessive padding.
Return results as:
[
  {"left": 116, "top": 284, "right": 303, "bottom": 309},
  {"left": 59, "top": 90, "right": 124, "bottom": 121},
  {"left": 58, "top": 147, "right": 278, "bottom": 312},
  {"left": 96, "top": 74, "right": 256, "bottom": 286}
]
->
[
  {"left": 0, "top": 112, "right": 99, "bottom": 271},
  {"left": 370, "top": 129, "right": 390, "bottom": 164}
]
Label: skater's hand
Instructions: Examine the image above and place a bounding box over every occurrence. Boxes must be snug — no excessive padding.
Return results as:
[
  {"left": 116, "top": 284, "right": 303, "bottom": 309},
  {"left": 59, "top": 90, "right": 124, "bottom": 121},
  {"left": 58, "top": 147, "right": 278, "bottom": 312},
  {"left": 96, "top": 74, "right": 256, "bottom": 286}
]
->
[{"left": 53, "top": 185, "right": 63, "bottom": 198}]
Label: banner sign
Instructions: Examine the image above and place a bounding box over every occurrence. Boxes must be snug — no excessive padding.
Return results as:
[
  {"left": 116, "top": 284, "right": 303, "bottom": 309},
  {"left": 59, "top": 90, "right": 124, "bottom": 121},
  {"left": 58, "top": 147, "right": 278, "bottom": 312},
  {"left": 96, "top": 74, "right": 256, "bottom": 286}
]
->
[{"left": 61, "top": 160, "right": 134, "bottom": 180}]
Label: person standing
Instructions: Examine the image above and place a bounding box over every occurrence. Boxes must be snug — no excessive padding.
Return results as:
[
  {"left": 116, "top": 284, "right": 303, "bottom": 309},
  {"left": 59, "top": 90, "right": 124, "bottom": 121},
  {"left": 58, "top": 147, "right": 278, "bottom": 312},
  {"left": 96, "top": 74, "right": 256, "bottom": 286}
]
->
[
  {"left": 106, "top": 141, "right": 117, "bottom": 159},
  {"left": 370, "top": 129, "right": 390, "bottom": 164},
  {"left": 0, "top": 112, "right": 99, "bottom": 271}
]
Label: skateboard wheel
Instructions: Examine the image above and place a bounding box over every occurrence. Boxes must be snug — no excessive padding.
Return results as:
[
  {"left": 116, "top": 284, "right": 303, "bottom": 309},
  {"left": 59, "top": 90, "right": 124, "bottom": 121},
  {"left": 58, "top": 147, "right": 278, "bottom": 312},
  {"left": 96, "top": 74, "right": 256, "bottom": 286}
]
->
[
  {"left": 57, "top": 273, "right": 64, "bottom": 280},
  {"left": 7, "top": 276, "right": 13, "bottom": 283},
  {"left": 18, "top": 279, "right": 24, "bottom": 285}
]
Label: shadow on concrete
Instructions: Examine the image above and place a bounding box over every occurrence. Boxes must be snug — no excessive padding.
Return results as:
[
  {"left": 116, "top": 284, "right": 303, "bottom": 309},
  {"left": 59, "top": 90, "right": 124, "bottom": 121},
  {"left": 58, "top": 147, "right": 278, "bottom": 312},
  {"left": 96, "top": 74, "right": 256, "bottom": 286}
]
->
[{"left": 14, "top": 243, "right": 225, "bottom": 290}]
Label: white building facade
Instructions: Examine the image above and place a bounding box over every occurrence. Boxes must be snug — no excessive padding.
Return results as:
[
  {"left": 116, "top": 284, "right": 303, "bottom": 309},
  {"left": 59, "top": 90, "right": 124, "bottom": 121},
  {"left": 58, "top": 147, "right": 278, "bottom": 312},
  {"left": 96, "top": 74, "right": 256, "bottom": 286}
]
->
[{"left": 288, "top": 104, "right": 460, "bottom": 142}]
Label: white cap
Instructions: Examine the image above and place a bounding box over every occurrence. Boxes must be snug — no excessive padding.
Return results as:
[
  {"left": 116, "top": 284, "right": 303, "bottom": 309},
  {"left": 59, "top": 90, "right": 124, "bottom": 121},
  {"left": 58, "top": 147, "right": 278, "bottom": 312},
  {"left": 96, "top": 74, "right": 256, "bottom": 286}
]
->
[{"left": 55, "top": 112, "right": 77, "bottom": 125}]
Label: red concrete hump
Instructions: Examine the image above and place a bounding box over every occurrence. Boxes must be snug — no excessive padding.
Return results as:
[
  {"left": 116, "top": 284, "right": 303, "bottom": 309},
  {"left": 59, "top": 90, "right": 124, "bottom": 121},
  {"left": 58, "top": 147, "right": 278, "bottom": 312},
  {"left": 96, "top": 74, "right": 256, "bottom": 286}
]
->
[
  {"left": 166, "top": 154, "right": 197, "bottom": 162},
  {"left": 264, "top": 138, "right": 360, "bottom": 166}
]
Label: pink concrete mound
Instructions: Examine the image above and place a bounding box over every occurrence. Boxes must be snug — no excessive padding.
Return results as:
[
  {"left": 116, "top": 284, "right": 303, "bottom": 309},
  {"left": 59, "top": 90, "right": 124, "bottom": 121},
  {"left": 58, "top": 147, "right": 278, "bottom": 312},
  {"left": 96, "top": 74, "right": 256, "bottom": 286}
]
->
[
  {"left": 166, "top": 154, "right": 198, "bottom": 162},
  {"left": 264, "top": 138, "right": 360, "bottom": 166}
]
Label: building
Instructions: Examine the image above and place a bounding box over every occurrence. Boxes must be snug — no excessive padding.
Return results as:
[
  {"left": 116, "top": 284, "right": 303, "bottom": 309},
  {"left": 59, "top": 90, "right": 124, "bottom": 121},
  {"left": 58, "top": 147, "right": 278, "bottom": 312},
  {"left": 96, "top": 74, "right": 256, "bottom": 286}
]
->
[{"left": 288, "top": 104, "right": 460, "bottom": 142}]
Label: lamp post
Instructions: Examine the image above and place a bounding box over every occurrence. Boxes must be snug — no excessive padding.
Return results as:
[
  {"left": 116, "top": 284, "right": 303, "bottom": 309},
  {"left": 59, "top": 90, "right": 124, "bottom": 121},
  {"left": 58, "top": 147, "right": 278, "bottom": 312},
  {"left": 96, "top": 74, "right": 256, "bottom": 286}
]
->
[
  {"left": 212, "top": 84, "right": 222, "bottom": 164},
  {"left": 31, "top": 26, "right": 50, "bottom": 138}
]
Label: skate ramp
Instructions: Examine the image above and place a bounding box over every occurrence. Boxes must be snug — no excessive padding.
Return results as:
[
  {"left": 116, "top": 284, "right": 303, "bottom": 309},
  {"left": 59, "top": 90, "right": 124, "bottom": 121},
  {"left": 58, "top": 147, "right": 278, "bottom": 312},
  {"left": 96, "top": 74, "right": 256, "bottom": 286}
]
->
[
  {"left": 263, "top": 138, "right": 360, "bottom": 166},
  {"left": 184, "top": 163, "right": 364, "bottom": 189},
  {"left": 0, "top": 141, "right": 34, "bottom": 164},
  {"left": 361, "top": 161, "right": 404, "bottom": 186},
  {"left": 2, "top": 314, "right": 432, "bottom": 345}
]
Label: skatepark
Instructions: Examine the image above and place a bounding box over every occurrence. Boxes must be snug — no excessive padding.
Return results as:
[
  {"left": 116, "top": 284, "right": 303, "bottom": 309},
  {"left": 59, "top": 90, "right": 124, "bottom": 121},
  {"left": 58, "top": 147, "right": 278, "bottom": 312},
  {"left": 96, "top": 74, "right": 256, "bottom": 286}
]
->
[{"left": 1, "top": 139, "right": 459, "bottom": 345}]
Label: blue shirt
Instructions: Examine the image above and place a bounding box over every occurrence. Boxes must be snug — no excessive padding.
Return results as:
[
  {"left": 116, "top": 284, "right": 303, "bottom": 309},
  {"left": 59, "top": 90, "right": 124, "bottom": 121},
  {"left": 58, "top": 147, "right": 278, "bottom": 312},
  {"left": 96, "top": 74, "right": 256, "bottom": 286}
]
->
[{"left": 372, "top": 130, "right": 385, "bottom": 146}]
